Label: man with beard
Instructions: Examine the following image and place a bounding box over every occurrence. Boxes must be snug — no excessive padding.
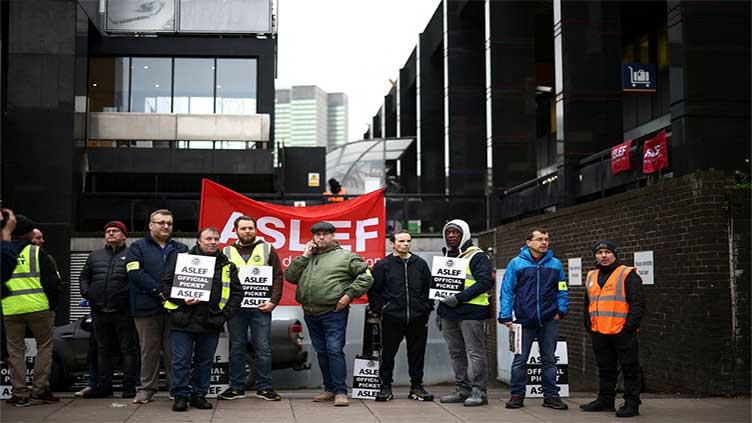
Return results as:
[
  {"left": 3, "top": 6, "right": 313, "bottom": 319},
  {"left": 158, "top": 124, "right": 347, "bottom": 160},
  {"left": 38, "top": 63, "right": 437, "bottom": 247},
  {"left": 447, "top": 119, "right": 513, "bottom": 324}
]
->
[{"left": 219, "top": 216, "right": 283, "bottom": 401}]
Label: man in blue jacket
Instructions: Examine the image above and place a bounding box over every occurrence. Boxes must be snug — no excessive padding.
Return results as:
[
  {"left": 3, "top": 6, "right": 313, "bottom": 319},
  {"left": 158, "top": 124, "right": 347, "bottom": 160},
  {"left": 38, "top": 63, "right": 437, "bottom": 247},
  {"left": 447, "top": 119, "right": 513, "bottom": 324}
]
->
[
  {"left": 126, "top": 209, "right": 188, "bottom": 404},
  {"left": 499, "top": 228, "right": 568, "bottom": 410}
]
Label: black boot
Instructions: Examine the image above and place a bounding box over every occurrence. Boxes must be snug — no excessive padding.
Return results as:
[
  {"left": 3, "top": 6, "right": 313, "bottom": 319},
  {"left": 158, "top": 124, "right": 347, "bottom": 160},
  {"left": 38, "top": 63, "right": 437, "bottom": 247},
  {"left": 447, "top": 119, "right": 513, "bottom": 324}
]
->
[
  {"left": 580, "top": 397, "right": 616, "bottom": 411},
  {"left": 375, "top": 386, "right": 393, "bottom": 402},
  {"left": 172, "top": 397, "right": 189, "bottom": 412},
  {"left": 616, "top": 401, "right": 640, "bottom": 418},
  {"left": 189, "top": 396, "right": 213, "bottom": 409}
]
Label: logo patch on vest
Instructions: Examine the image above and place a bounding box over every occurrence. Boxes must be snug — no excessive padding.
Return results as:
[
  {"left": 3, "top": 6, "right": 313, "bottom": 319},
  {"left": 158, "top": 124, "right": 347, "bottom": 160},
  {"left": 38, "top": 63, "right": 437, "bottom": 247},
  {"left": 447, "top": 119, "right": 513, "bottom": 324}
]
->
[{"left": 253, "top": 255, "right": 261, "bottom": 262}]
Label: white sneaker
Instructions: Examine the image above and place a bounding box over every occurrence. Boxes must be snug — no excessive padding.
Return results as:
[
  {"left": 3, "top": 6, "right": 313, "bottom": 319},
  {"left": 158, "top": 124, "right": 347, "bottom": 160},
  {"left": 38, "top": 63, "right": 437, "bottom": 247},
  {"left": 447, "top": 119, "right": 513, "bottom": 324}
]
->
[
  {"left": 133, "top": 390, "right": 156, "bottom": 404},
  {"left": 74, "top": 387, "right": 94, "bottom": 398}
]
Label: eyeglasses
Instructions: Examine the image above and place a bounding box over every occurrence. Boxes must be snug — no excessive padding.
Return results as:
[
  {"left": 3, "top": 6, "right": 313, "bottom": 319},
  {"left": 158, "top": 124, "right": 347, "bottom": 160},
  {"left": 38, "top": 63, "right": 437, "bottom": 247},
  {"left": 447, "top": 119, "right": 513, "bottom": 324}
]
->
[
  {"left": 151, "top": 221, "right": 173, "bottom": 227},
  {"left": 530, "top": 237, "right": 549, "bottom": 243}
]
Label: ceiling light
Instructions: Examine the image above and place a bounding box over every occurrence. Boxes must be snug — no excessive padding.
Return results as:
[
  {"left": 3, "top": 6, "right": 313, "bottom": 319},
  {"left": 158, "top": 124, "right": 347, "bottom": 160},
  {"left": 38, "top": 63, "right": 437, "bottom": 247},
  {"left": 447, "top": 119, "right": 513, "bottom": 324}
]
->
[
  {"left": 154, "top": 84, "right": 160, "bottom": 88},
  {"left": 144, "top": 65, "right": 149, "bottom": 69}
]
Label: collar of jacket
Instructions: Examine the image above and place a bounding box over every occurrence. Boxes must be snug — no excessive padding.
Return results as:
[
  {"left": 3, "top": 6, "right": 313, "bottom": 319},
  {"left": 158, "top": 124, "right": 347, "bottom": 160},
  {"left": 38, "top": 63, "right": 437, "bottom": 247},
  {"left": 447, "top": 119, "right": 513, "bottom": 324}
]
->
[
  {"left": 519, "top": 246, "right": 553, "bottom": 265},
  {"left": 189, "top": 244, "right": 230, "bottom": 266},
  {"left": 315, "top": 241, "right": 341, "bottom": 255},
  {"left": 105, "top": 243, "right": 127, "bottom": 253},
  {"left": 385, "top": 252, "right": 417, "bottom": 264},
  {"left": 145, "top": 233, "right": 175, "bottom": 248}
]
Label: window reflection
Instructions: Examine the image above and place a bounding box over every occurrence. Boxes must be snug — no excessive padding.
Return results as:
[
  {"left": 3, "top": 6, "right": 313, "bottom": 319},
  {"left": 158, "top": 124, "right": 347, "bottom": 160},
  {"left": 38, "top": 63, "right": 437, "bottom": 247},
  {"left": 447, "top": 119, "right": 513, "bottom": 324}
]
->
[
  {"left": 131, "top": 58, "right": 172, "bottom": 113},
  {"left": 216, "top": 59, "right": 257, "bottom": 115},
  {"left": 174, "top": 58, "right": 215, "bottom": 114},
  {"left": 89, "top": 57, "right": 129, "bottom": 112}
]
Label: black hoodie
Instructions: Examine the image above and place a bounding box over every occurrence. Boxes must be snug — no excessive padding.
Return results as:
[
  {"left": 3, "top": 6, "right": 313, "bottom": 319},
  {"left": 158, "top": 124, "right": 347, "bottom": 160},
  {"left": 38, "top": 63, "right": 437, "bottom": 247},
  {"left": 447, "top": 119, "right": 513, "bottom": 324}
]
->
[
  {"left": 160, "top": 245, "right": 242, "bottom": 333},
  {"left": 368, "top": 253, "right": 433, "bottom": 323}
]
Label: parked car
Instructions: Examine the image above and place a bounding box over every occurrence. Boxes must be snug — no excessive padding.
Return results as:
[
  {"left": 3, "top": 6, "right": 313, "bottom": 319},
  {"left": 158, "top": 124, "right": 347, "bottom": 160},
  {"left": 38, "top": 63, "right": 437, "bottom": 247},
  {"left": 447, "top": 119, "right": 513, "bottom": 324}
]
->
[{"left": 51, "top": 314, "right": 308, "bottom": 391}]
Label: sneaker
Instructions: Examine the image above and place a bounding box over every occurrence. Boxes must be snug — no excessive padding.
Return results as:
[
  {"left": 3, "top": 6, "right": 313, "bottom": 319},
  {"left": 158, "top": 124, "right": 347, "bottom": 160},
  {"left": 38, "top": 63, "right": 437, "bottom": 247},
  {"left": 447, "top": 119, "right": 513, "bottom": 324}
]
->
[
  {"left": 312, "top": 391, "right": 335, "bottom": 402},
  {"left": 256, "top": 389, "right": 281, "bottom": 401},
  {"left": 408, "top": 385, "right": 434, "bottom": 401},
  {"left": 74, "top": 387, "right": 94, "bottom": 397},
  {"left": 334, "top": 393, "right": 349, "bottom": 407},
  {"left": 218, "top": 388, "right": 246, "bottom": 400},
  {"left": 463, "top": 387, "right": 488, "bottom": 407},
  {"left": 580, "top": 397, "right": 615, "bottom": 412},
  {"left": 133, "top": 389, "right": 156, "bottom": 404},
  {"left": 172, "top": 397, "right": 188, "bottom": 412},
  {"left": 31, "top": 389, "right": 61, "bottom": 403},
  {"left": 615, "top": 401, "right": 640, "bottom": 418},
  {"left": 13, "top": 396, "right": 32, "bottom": 407},
  {"left": 189, "top": 396, "right": 213, "bottom": 409},
  {"left": 375, "top": 386, "right": 393, "bottom": 402},
  {"left": 505, "top": 395, "right": 525, "bottom": 409},
  {"left": 82, "top": 388, "right": 113, "bottom": 399},
  {"left": 439, "top": 388, "right": 471, "bottom": 404},
  {"left": 6, "top": 395, "right": 28, "bottom": 406},
  {"left": 542, "top": 396, "right": 569, "bottom": 410}
]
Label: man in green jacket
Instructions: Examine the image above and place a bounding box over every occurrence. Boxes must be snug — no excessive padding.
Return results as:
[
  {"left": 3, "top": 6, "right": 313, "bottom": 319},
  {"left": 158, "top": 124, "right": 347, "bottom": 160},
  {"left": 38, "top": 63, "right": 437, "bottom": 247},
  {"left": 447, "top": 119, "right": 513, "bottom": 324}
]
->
[{"left": 285, "top": 221, "right": 373, "bottom": 407}]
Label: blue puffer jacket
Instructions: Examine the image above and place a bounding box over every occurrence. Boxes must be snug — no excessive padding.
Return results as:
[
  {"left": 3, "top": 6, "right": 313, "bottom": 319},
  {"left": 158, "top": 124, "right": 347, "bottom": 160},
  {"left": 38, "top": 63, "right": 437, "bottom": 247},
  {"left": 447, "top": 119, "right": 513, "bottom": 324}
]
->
[
  {"left": 126, "top": 235, "right": 189, "bottom": 317},
  {"left": 499, "top": 247, "right": 568, "bottom": 328}
]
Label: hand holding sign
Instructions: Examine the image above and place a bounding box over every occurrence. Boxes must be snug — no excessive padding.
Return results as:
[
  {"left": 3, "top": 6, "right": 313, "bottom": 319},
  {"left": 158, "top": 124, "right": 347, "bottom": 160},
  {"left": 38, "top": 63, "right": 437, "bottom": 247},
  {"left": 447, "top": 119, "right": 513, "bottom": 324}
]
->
[{"left": 430, "top": 256, "right": 468, "bottom": 300}]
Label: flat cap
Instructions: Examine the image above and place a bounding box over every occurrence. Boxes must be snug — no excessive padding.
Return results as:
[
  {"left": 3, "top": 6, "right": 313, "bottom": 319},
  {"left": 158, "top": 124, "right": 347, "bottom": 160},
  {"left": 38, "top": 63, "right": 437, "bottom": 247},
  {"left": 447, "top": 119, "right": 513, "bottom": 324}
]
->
[{"left": 310, "top": 221, "right": 336, "bottom": 234}]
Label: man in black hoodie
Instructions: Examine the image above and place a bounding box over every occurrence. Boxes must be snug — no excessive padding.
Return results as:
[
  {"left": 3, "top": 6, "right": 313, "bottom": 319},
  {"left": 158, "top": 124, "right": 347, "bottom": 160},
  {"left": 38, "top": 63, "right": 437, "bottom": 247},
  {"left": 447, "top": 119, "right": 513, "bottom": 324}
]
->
[
  {"left": 581, "top": 240, "right": 645, "bottom": 418},
  {"left": 160, "top": 227, "right": 243, "bottom": 412},
  {"left": 369, "top": 230, "right": 433, "bottom": 402}
]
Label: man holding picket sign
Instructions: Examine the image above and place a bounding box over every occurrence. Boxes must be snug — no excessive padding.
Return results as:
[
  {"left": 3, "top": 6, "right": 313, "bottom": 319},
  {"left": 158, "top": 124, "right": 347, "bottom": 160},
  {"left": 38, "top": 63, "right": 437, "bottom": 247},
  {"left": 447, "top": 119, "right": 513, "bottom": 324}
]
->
[
  {"left": 160, "top": 227, "right": 243, "bottom": 412},
  {"left": 219, "top": 215, "right": 284, "bottom": 402}
]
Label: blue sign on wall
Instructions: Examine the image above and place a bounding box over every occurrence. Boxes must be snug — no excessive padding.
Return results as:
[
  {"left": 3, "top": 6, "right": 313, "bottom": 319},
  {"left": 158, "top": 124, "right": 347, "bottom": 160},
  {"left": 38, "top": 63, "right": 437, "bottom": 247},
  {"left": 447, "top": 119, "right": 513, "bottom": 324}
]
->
[{"left": 622, "top": 63, "right": 656, "bottom": 92}]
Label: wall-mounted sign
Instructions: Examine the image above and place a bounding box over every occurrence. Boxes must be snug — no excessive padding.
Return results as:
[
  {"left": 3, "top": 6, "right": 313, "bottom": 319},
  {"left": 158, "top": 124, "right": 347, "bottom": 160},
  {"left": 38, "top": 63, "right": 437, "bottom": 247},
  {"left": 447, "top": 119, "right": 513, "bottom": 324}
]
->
[
  {"left": 634, "top": 251, "right": 654, "bottom": 285},
  {"left": 622, "top": 63, "right": 656, "bottom": 92},
  {"left": 568, "top": 258, "right": 582, "bottom": 286},
  {"left": 308, "top": 173, "right": 320, "bottom": 187}
]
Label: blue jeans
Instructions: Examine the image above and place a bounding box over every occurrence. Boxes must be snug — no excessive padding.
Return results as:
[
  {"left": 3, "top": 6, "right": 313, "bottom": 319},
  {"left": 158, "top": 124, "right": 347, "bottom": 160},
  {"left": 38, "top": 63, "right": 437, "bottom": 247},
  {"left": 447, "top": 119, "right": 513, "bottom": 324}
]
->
[
  {"left": 510, "top": 318, "right": 560, "bottom": 398},
  {"left": 304, "top": 309, "right": 349, "bottom": 395},
  {"left": 227, "top": 308, "right": 273, "bottom": 391},
  {"left": 170, "top": 330, "right": 219, "bottom": 399}
]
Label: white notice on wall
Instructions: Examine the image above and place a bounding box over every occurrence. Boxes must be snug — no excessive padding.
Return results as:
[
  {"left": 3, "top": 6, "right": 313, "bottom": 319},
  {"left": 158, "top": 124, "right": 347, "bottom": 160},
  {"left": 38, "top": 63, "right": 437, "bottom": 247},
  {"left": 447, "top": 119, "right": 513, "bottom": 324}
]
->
[
  {"left": 568, "top": 258, "right": 582, "bottom": 286},
  {"left": 633, "top": 251, "right": 654, "bottom": 285}
]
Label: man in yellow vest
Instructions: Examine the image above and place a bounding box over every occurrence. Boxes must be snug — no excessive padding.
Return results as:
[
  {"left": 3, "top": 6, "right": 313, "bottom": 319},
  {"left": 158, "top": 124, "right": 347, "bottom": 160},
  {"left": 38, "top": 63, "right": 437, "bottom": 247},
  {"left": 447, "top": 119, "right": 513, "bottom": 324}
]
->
[
  {"left": 218, "top": 216, "right": 284, "bottom": 401},
  {"left": 436, "top": 219, "right": 494, "bottom": 407},
  {"left": 1, "top": 215, "right": 61, "bottom": 407},
  {"left": 159, "top": 227, "right": 242, "bottom": 412},
  {"left": 581, "top": 240, "right": 645, "bottom": 418}
]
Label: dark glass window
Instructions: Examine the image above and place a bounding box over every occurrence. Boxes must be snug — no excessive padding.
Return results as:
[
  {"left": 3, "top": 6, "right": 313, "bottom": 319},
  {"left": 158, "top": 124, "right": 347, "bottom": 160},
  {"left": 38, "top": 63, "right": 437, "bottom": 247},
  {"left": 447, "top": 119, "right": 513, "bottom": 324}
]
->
[{"left": 89, "top": 57, "right": 129, "bottom": 112}]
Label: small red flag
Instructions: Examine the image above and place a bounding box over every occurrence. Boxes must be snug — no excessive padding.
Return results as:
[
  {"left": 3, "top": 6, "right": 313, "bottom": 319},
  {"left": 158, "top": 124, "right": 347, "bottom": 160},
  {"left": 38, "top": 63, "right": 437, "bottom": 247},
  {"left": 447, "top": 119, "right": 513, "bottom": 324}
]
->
[
  {"left": 611, "top": 140, "right": 632, "bottom": 175},
  {"left": 643, "top": 130, "right": 668, "bottom": 174}
]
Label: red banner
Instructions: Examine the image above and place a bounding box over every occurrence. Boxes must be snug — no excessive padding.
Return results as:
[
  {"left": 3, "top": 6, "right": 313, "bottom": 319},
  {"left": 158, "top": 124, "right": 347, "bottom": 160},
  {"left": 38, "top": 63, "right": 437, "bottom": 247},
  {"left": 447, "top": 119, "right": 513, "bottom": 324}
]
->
[
  {"left": 643, "top": 130, "right": 669, "bottom": 174},
  {"left": 198, "top": 179, "right": 385, "bottom": 306},
  {"left": 611, "top": 139, "right": 633, "bottom": 175}
]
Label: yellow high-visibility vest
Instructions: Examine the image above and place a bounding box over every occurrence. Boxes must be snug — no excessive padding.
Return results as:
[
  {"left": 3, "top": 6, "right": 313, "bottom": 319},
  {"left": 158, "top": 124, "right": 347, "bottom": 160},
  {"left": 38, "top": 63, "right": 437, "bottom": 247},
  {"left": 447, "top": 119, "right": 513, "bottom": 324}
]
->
[
  {"left": 458, "top": 246, "right": 489, "bottom": 306},
  {"left": 2, "top": 245, "right": 50, "bottom": 316}
]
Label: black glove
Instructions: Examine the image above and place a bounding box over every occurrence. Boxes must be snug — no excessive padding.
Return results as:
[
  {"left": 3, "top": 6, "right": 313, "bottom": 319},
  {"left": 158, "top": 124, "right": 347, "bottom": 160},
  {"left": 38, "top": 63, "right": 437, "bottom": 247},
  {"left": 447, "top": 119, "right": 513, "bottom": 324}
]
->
[{"left": 440, "top": 294, "right": 460, "bottom": 308}]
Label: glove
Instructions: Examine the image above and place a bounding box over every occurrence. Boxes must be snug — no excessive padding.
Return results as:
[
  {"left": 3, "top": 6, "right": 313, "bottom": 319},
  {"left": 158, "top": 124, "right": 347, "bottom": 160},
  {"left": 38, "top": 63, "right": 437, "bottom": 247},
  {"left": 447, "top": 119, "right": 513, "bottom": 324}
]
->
[{"left": 440, "top": 294, "right": 460, "bottom": 308}]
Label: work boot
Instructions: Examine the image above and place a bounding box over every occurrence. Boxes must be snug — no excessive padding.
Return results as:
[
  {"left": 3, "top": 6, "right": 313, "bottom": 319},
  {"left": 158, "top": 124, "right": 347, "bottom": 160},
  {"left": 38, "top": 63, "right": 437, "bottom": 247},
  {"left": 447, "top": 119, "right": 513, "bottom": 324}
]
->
[
  {"left": 505, "top": 395, "right": 525, "bottom": 409},
  {"left": 408, "top": 385, "right": 434, "bottom": 401},
  {"left": 542, "top": 396, "right": 569, "bottom": 410},
  {"left": 172, "top": 397, "right": 189, "bottom": 412},
  {"left": 580, "top": 397, "right": 616, "bottom": 412},
  {"left": 375, "top": 385, "right": 393, "bottom": 402},
  {"left": 463, "top": 387, "right": 488, "bottom": 407},
  {"left": 439, "top": 387, "right": 471, "bottom": 404},
  {"left": 189, "top": 396, "right": 213, "bottom": 409},
  {"left": 334, "top": 393, "right": 349, "bottom": 407},
  {"left": 615, "top": 401, "right": 640, "bottom": 418}
]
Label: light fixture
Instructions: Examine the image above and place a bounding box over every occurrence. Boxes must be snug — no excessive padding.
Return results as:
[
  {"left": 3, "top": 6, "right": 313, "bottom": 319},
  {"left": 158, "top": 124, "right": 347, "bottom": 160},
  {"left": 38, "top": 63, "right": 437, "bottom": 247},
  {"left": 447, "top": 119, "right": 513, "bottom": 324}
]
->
[
  {"left": 154, "top": 84, "right": 160, "bottom": 88},
  {"left": 217, "top": 85, "right": 222, "bottom": 88},
  {"left": 92, "top": 83, "right": 98, "bottom": 87},
  {"left": 144, "top": 65, "right": 149, "bottom": 69}
]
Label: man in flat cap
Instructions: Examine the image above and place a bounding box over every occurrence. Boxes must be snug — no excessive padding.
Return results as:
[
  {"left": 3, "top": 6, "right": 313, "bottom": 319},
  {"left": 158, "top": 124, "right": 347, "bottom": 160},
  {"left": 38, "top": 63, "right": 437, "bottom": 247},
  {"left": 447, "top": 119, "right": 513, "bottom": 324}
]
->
[
  {"left": 285, "top": 221, "right": 374, "bottom": 407},
  {"left": 79, "top": 221, "right": 138, "bottom": 398},
  {"left": 2, "top": 215, "right": 61, "bottom": 406},
  {"left": 581, "top": 240, "right": 645, "bottom": 418}
]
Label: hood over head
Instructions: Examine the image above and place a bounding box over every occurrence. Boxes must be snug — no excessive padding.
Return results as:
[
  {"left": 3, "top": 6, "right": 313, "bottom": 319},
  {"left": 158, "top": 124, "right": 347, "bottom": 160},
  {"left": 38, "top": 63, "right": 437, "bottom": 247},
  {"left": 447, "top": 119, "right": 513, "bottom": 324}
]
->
[{"left": 442, "top": 219, "right": 471, "bottom": 253}]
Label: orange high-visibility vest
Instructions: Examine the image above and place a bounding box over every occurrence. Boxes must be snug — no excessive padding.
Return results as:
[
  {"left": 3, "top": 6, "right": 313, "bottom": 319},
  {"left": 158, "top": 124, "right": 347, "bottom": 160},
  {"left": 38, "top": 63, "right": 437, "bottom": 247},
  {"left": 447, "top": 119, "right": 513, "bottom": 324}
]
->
[
  {"left": 586, "top": 265, "right": 634, "bottom": 335},
  {"left": 323, "top": 188, "right": 347, "bottom": 203}
]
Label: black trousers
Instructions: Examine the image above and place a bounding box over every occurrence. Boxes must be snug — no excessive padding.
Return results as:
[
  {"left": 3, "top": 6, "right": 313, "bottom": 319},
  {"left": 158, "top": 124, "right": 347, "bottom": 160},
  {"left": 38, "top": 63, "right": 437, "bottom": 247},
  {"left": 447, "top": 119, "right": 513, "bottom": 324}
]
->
[
  {"left": 379, "top": 315, "right": 429, "bottom": 387},
  {"left": 92, "top": 310, "right": 139, "bottom": 392},
  {"left": 591, "top": 331, "right": 641, "bottom": 404}
]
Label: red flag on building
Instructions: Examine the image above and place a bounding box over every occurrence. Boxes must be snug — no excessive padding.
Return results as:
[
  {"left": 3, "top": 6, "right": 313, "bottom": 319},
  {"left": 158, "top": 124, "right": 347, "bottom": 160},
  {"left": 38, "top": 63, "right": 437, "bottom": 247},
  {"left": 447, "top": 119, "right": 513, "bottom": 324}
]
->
[
  {"left": 199, "top": 179, "right": 386, "bottom": 305},
  {"left": 643, "top": 130, "right": 669, "bottom": 174},
  {"left": 611, "top": 140, "right": 632, "bottom": 175}
]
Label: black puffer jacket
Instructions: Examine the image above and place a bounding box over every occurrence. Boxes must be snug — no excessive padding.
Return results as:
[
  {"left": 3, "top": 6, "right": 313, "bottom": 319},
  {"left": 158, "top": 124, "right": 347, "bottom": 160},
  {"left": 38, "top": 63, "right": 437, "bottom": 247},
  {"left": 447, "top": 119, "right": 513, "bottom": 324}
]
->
[
  {"left": 368, "top": 253, "right": 433, "bottom": 323},
  {"left": 79, "top": 244, "right": 130, "bottom": 312},
  {"left": 160, "top": 246, "right": 242, "bottom": 334}
]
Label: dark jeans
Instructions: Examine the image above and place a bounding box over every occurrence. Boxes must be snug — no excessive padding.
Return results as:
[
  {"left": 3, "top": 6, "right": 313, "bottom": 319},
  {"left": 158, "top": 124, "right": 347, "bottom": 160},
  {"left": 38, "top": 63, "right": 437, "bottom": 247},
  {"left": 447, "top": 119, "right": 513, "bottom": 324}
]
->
[
  {"left": 92, "top": 310, "right": 138, "bottom": 393},
  {"left": 170, "top": 330, "right": 219, "bottom": 399},
  {"left": 510, "top": 318, "right": 560, "bottom": 398},
  {"left": 591, "top": 331, "right": 642, "bottom": 404},
  {"left": 227, "top": 308, "right": 272, "bottom": 391},
  {"left": 87, "top": 326, "right": 98, "bottom": 388},
  {"left": 304, "top": 309, "right": 349, "bottom": 395},
  {"left": 379, "top": 315, "right": 429, "bottom": 387}
]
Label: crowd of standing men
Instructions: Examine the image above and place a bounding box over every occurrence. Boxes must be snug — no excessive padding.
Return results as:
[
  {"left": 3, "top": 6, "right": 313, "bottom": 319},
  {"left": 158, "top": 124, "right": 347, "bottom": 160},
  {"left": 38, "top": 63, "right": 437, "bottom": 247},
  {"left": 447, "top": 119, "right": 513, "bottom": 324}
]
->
[{"left": 1, "top": 207, "right": 644, "bottom": 418}]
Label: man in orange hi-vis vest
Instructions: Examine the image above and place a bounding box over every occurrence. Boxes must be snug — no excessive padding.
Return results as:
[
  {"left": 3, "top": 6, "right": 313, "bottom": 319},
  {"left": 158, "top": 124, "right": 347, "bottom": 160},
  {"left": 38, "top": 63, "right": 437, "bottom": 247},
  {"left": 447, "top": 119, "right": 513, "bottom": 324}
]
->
[{"left": 581, "top": 240, "right": 645, "bottom": 418}]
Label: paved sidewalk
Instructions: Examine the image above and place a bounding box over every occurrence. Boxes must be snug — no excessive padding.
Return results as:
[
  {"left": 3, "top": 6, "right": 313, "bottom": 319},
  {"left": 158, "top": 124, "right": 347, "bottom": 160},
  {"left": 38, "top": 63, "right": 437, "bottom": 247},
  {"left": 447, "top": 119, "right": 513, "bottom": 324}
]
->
[{"left": 1, "top": 387, "right": 749, "bottom": 423}]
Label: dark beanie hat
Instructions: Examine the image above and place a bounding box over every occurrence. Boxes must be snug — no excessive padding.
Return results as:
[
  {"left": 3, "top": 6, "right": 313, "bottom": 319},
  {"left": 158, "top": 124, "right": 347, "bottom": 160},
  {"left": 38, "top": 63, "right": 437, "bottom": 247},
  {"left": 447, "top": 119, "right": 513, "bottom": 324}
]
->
[
  {"left": 445, "top": 223, "right": 463, "bottom": 234},
  {"left": 310, "top": 221, "right": 336, "bottom": 234},
  {"left": 592, "top": 240, "right": 619, "bottom": 258},
  {"left": 12, "top": 214, "right": 35, "bottom": 237},
  {"left": 104, "top": 221, "right": 128, "bottom": 236}
]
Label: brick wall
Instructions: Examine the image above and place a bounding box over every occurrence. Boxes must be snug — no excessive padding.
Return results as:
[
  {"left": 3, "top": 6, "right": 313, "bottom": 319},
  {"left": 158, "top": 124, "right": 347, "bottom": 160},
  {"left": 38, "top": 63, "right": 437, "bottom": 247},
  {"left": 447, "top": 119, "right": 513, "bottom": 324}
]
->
[{"left": 478, "top": 171, "right": 751, "bottom": 394}]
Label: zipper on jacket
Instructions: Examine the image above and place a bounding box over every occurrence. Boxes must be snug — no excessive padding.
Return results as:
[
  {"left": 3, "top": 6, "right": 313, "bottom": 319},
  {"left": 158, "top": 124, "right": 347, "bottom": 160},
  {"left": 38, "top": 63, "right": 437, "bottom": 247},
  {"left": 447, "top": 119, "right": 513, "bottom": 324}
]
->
[
  {"left": 404, "top": 259, "right": 410, "bottom": 323},
  {"left": 103, "top": 249, "right": 116, "bottom": 309},
  {"left": 536, "top": 264, "right": 542, "bottom": 327}
]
